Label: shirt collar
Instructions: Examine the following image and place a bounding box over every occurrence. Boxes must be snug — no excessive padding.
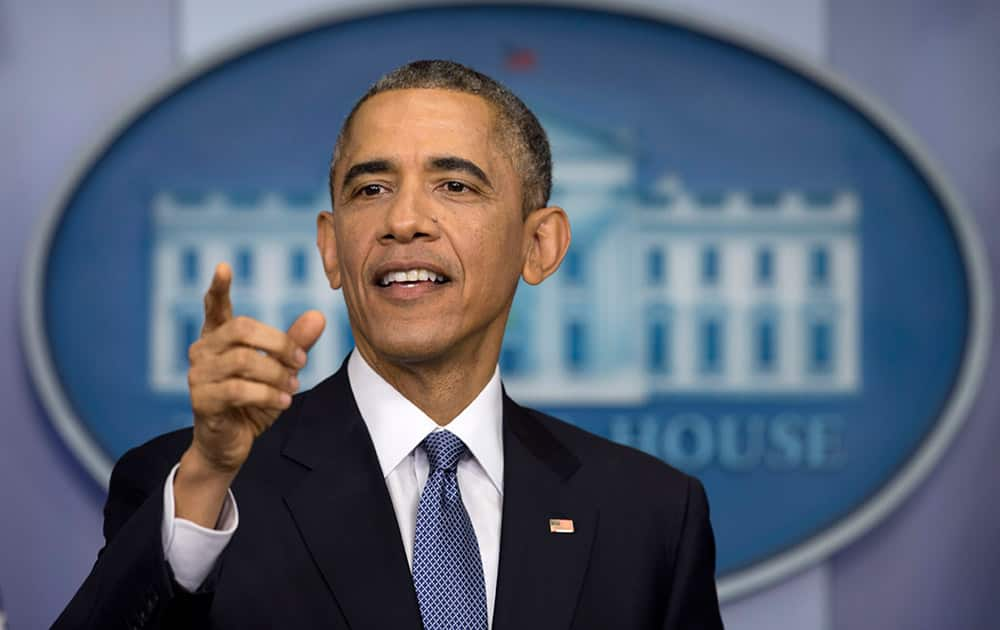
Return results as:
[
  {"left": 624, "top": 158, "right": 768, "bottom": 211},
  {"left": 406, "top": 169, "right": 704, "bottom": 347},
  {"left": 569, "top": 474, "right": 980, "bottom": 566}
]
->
[{"left": 347, "top": 350, "right": 504, "bottom": 494}]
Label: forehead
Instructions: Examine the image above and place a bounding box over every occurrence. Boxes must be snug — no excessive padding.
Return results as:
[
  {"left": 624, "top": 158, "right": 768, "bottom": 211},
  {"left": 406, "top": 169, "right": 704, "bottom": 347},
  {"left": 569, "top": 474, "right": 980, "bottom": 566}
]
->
[{"left": 338, "top": 88, "right": 504, "bottom": 166}]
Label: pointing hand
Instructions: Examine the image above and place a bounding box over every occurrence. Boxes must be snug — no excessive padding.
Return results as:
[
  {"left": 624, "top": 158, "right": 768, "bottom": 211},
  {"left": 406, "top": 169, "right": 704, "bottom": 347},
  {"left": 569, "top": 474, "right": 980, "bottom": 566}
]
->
[{"left": 175, "top": 262, "right": 325, "bottom": 526}]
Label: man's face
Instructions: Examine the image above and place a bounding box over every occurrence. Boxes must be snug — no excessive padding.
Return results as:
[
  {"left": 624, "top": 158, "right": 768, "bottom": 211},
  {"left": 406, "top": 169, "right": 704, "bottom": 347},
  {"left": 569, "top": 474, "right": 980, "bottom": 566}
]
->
[{"left": 322, "top": 88, "right": 528, "bottom": 366}]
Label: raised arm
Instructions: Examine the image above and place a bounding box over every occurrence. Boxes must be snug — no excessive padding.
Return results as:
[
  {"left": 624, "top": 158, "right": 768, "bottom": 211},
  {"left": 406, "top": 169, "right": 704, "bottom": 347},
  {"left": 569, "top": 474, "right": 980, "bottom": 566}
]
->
[
  {"left": 176, "top": 262, "right": 324, "bottom": 526},
  {"left": 53, "top": 263, "right": 325, "bottom": 628}
]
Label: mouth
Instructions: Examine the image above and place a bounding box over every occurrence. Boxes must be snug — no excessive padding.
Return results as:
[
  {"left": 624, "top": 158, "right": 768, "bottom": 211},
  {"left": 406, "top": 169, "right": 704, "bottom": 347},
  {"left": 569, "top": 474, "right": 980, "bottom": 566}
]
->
[{"left": 374, "top": 266, "right": 452, "bottom": 290}]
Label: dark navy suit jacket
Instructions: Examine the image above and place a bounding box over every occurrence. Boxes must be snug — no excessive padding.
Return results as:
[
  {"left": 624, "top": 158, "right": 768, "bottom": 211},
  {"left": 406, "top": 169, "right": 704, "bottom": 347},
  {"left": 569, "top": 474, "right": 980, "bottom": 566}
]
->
[{"left": 54, "top": 365, "right": 724, "bottom": 629}]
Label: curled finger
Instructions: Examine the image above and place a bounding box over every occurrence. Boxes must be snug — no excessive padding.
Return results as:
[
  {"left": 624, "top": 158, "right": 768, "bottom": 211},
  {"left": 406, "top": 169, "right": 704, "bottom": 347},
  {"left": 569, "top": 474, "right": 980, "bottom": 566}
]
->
[{"left": 192, "top": 379, "right": 292, "bottom": 416}]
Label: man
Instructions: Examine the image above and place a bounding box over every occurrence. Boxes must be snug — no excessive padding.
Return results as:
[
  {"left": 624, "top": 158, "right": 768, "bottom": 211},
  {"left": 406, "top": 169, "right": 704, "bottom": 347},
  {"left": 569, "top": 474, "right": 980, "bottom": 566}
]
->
[{"left": 56, "top": 60, "right": 723, "bottom": 629}]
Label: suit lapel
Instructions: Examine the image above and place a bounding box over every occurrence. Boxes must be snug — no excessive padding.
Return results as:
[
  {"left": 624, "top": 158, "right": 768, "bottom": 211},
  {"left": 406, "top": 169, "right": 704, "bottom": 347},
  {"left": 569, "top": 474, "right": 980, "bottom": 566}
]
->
[
  {"left": 493, "top": 395, "right": 598, "bottom": 630},
  {"left": 281, "top": 367, "right": 423, "bottom": 630}
]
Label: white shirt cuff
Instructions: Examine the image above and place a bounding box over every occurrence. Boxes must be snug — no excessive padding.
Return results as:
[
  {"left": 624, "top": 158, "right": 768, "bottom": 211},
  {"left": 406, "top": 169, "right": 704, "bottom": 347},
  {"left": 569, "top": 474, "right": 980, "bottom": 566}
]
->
[{"left": 161, "top": 463, "right": 239, "bottom": 592}]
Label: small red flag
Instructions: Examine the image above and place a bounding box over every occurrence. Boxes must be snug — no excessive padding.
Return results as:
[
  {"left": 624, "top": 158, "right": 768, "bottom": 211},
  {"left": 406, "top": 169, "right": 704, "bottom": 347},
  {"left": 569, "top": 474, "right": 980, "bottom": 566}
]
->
[{"left": 505, "top": 48, "right": 537, "bottom": 71}]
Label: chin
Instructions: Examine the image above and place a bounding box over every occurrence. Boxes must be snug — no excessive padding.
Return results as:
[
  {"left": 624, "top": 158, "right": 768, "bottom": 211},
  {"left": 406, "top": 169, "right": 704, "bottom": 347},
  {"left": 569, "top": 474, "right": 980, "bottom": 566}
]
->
[{"left": 367, "top": 330, "right": 457, "bottom": 365}]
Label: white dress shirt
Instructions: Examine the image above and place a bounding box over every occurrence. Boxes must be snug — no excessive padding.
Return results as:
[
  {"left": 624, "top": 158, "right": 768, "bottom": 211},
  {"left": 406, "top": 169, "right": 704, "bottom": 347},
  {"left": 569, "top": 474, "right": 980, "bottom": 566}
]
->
[{"left": 161, "top": 350, "right": 504, "bottom": 625}]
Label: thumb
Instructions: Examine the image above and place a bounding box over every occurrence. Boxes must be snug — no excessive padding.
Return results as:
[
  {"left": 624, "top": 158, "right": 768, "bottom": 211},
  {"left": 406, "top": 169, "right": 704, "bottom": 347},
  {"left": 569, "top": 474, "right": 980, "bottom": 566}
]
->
[{"left": 287, "top": 310, "right": 326, "bottom": 353}]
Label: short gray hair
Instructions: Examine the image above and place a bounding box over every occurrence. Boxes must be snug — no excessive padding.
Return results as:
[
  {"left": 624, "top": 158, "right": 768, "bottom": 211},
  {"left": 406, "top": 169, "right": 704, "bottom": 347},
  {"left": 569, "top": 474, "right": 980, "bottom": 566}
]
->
[{"left": 329, "top": 59, "right": 552, "bottom": 216}]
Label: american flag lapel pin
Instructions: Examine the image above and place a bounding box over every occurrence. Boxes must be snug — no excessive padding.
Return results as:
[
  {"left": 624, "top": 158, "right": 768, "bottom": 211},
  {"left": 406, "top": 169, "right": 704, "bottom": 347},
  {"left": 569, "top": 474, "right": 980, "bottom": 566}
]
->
[{"left": 549, "top": 518, "right": 574, "bottom": 534}]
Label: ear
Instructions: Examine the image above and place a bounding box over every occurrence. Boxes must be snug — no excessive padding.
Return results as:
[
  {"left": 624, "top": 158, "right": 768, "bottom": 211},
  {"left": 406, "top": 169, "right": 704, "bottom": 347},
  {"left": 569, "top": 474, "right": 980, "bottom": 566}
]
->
[
  {"left": 521, "top": 206, "right": 571, "bottom": 286},
  {"left": 316, "top": 211, "right": 343, "bottom": 289}
]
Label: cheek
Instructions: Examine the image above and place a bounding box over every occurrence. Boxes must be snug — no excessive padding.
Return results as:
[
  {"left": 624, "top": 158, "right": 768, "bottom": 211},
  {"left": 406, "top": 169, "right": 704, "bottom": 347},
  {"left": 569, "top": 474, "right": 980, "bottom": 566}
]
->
[
  {"left": 462, "top": 219, "right": 524, "bottom": 289},
  {"left": 498, "top": 216, "right": 527, "bottom": 264},
  {"left": 334, "top": 220, "right": 371, "bottom": 288}
]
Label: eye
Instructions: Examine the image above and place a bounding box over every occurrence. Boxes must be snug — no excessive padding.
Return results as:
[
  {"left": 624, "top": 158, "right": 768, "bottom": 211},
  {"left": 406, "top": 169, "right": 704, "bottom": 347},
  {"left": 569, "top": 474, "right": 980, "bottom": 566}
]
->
[
  {"left": 444, "top": 181, "right": 469, "bottom": 193},
  {"left": 360, "top": 183, "right": 385, "bottom": 197}
]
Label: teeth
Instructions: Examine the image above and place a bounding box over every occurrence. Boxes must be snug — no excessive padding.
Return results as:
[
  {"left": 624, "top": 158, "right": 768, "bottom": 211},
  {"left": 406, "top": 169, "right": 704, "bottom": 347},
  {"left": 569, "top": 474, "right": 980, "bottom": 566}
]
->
[{"left": 379, "top": 268, "right": 446, "bottom": 286}]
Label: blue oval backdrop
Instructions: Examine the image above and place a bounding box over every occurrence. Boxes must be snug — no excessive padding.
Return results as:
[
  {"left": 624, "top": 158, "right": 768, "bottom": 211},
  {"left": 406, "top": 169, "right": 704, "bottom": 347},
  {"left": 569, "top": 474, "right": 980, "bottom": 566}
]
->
[{"left": 25, "top": 4, "right": 989, "bottom": 599}]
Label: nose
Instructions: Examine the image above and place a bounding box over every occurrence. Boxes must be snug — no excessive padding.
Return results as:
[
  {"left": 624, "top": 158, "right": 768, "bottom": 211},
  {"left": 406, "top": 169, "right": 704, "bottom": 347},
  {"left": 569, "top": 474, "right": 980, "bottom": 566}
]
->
[{"left": 379, "top": 184, "right": 439, "bottom": 244}]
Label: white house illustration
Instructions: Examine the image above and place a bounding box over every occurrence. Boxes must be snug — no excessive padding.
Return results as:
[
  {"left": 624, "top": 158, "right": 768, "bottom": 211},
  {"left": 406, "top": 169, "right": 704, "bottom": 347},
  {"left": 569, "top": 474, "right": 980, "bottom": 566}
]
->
[{"left": 148, "top": 115, "right": 860, "bottom": 404}]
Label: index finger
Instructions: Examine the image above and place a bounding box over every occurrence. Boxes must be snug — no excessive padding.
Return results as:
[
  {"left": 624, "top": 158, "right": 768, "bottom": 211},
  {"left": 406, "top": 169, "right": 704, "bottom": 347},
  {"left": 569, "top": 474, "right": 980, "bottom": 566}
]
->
[{"left": 202, "top": 262, "right": 233, "bottom": 334}]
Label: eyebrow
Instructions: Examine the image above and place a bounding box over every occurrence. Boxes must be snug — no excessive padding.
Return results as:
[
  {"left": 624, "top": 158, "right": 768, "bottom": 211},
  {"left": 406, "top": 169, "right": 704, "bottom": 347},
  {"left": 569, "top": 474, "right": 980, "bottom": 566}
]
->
[
  {"left": 340, "top": 155, "right": 494, "bottom": 191},
  {"left": 429, "top": 156, "right": 493, "bottom": 189},
  {"left": 341, "top": 159, "right": 394, "bottom": 190}
]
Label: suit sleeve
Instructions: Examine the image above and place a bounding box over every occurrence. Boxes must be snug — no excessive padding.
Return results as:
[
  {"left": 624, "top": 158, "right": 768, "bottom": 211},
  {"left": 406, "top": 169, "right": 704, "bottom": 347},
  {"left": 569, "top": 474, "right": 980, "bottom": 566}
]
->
[
  {"left": 52, "top": 442, "right": 215, "bottom": 630},
  {"left": 662, "top": 476, "right": 725, "bottom": 630}
]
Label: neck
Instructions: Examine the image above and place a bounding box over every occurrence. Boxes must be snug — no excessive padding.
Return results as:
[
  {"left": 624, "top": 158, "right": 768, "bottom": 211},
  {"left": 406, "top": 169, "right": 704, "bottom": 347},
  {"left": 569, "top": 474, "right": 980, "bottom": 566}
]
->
[{"left": 354, "top": 340, "right": 500, "bottom": 426}]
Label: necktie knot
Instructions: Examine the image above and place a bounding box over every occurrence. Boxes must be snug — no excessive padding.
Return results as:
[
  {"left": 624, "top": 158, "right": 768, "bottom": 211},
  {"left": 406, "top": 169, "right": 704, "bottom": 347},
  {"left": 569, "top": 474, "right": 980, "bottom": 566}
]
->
[{"left": 420, "top": 430, "right": 467, "bottom": 471}]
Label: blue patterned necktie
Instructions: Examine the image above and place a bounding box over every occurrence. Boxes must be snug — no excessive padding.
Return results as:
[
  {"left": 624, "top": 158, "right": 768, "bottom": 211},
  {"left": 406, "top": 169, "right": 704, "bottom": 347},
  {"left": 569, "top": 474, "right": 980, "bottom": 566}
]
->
[{"left": 412, "top": 430, "right": 489, "bottom": 630}]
